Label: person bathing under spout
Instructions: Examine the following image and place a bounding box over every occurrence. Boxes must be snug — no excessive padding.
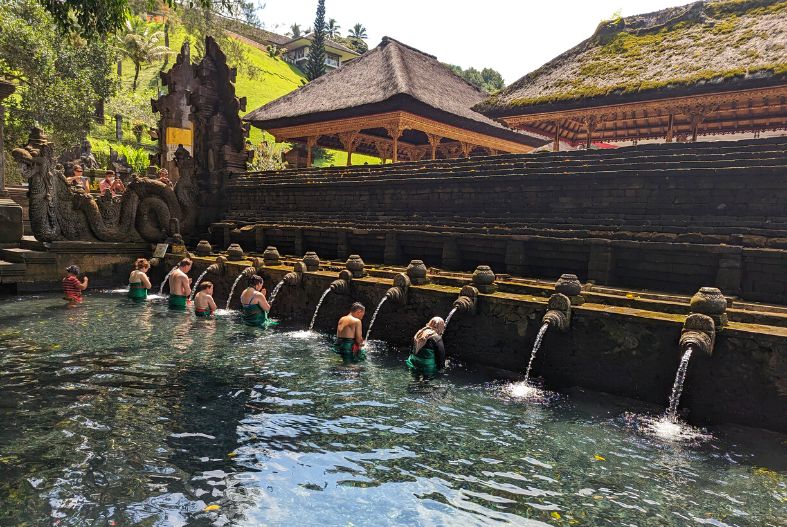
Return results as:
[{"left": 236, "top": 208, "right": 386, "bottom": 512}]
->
[
  {"left": 194, "top": 281, "right": 217, "bottom": 318},
  {"left": 334, "top": 302, "right": 366, "bottom": 364},
  {"left": 406, "top": 317, "right": 446, "bottom": 379},
  {"left": 168, "top": 258, "right": 192, "bottom": 310},
  {"left": 240, "top": 275, "right": 275, "bottom": 327},
  {"left": 128, "top": 258, "right": 152, "bottom": 301}
]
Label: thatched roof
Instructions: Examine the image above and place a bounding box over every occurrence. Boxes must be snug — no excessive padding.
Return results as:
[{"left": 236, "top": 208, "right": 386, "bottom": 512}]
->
[
  {"left": 477, "top": 0, "right": 787, "bottom": 117},
  {"left": 244, "top": 37, "right": 543, "bottom": 146}
]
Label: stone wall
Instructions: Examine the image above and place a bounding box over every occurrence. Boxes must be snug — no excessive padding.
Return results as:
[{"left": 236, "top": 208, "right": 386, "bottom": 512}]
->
[
  {"left": 222, "top": 137, "right": 787, "bottom": 303},
  {"left": 169, "top": 255, "right": 787, "bottom": 433}
]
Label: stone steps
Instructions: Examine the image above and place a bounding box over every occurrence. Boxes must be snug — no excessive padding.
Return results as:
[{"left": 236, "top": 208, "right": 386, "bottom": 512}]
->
[
  {"left": 19, "top": 235, "right": 46, "bottom": 251},
  {"left": 0, "top": 259, "right": 26, "bottom": 278}
]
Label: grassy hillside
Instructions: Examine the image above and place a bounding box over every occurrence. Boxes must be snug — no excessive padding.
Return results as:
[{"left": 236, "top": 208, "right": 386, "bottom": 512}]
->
[{"left": 92, "top": 19, "right": 378, "bottom": 170}]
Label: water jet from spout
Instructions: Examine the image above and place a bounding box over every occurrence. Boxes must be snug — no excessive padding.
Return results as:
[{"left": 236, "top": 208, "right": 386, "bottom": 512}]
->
[
  {"left": 225, "top": 267, "right": 255, "bottom": 311},
  {"left": 365, "top": 296, "right": 388, "bottom": 341},
  {"left": 158, "top": 266, "right": 178, "bottom": 296},
  {"left": 268, "top": 280, "right": 285, "bottom": 307},
  {"left": 444, "top": 307, "right": 458, "bottom": 330},
  {"left": 189, "top": 268, "right": 211, "bottom": 301},
  {"left": 666, "top": 347, "right": 693, "bottom": 420},
  {"left": 523, "top": 323, "right": 549, "bottom": 387},
  {"left": 308, "top": 288, "right": 332, "bottom": 331}
]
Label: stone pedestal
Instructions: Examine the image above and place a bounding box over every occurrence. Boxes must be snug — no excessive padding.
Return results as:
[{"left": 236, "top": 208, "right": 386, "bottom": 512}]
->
[{"left": 0, "top": 198, "right": 23, "bottom": 243}]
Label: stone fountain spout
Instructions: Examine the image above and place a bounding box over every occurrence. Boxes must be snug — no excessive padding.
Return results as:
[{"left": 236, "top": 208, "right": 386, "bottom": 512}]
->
[
  {"left": 452, "top": 285, "right": 479, "bottom": 315},
  {"left": 207, "top": 255, "right": 227, "bottom": 274},
  {"left": 329, "top": 270, "right": 353, "bottom": 295},
  {"left": 542, "top": 293, "right": 571, "bottom": 332},
  {"left": 679, "top": 313, "right": 716, "bottom": 356},
  {"left": 283, "top": 262, "right": 307, "bottom": 286},
  {"left": 241, "top": 266, "right": 257, "bottom": 277},
  {"left": 384, "top": 273, "right": 411, "bottom": 305}
]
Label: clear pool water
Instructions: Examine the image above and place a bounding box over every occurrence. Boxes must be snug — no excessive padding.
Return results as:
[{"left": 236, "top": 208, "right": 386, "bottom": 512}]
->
[{"left": 0, "top": 294, "right": 785, "bottom": 526}]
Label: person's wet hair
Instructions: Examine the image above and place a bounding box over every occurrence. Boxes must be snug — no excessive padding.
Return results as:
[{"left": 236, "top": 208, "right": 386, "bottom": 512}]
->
[
  {"left": 198, "top": 281, "right": 213, "bottom": 292},
  {"left": 248, "top": 274, "right": 264, "bottom": 288},
  {"left": 178, "top": 258, "right": 192, "bottom": 268},
  {"left": 351, "top": 302, "right": 365, "bottom": 313},
  {"left": 65, "top": 265, "right": 80, "bottom": 276},
  {"left": 135, "top": 258, "right": 149, "bottom": 270}
]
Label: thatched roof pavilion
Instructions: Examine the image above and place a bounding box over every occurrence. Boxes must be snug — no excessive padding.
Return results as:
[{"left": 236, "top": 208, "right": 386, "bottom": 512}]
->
[
  {"left": 244, "top": 37, "right": 545, "bottom": 166},
  {"left": 476, "top": 0, "right": 787, "bottom": 149}
]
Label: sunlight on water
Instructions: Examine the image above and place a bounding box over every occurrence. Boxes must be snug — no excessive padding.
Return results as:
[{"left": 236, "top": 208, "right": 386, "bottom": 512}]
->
[
  {"left": 625, "top": 413, "right": 712, "bottom": 443},
  {"left": 500, "top": 381, "right": 551, "bottom": 403},
  {"left": 213, "top": 308, "right": 232, "bottom": 317}
]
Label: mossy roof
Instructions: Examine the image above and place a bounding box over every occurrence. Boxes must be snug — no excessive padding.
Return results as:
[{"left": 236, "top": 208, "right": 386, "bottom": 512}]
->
[{"left": 476, "top": 0, "right": 787, "bottom": 117}]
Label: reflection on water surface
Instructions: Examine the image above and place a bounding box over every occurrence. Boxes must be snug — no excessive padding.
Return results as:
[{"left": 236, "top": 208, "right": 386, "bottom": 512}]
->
[{"left": 0, "top": 294, "right": 785, "bottom": 526}]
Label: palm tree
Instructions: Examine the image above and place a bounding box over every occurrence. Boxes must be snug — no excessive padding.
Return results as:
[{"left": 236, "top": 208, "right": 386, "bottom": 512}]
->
[
  {"left": 324, "top": 18, "right": 340, "bottom": 39},
  {"left": 348, "top": 23, "right": 367, "bottom": 40},
  {"left": 289, "top": 23, "right": 302, "bottom": 38},
  {"left": 115, "top": 18, "right": 170, "bottom": 90}
]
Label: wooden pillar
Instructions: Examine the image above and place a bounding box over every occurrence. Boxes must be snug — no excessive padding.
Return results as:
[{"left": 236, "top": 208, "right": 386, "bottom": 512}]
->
[
  {"left": 553, "top": 120, "right": 561, "bottom": 152},
  {"left": 460, "top": 142, "right": 471, "bottom": 158},
  {"left": 427, "top": 133, "right": 441, "bottom": 160},
  {"left": 385, "top": 125, "right": 404, "bottom": 163},
  {"left": 665, "top": 114, "right": 675, "bottom": 143},
  {"left": 690, "top": 112, "right": 701, "bottom": 143},
  {"left": 583, "top": 116, "right": 597, "bottom": 150},
  {"left": 305, "top": 136, "right": 317, "bottom": 167},
  {"left": 338, "top": 131, "right": 359, "bottom": 167}
]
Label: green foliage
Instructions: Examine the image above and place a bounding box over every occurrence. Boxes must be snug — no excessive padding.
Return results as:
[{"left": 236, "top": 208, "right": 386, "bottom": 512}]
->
[
  {"left": 445, "top": 64, "right": 505, "bottom": 93},
  {"left": 289, "top": 24, "right": 302, "bottom": 38},
  {"left": 325, "top": 18, "right": 341, "bottom": 39},
  {"left": 266, "top": 44, "right": 287, "bottom": 58},
  {"left": 114, "top": 16, "right": 171, "bottom": 90},
  {"left": 248, "top": 138, "right": 291, "bottom": 171},
  {"left": 0, "top": 0, "right": 117, "bottom": 150},
  {"left": 88, "top": 137, "right": 150, "bottom": 172},
  {"left": 38, "top": 0, "right": 242, "bottom": 38},
  {"left": 332, "top": 34, "right": 368, "bottom": 54},
  {"left": 348, "top": 23, "right": 368, "bottom": 40},
  {"left": 305, "top": 0, "right": 327, "bottom": 81}
]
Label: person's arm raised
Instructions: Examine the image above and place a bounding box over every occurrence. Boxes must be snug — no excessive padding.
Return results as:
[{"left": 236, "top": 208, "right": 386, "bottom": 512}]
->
[
  {"left": 257, "top": 291, "right": 271, "bottom": 313},
  {"left": 141, "top": 273, "right": 152, "bottom": 289}
]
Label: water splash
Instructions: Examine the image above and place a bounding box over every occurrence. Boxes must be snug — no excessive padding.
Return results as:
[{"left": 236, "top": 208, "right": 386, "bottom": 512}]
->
[
  {"left": 444, "top": 307, "right": 458, "bottom": 330},
  {"left": 268, "top": 281, "right": 285, "bottom": 307},
  {"left": 189, "top": 269, "right": 210, "bottom": 301},
  {"left": 213, "top": 308, "right": 232, "bottom": 317},
  {"left": 523, "top": 323, "right": 550, "bottom": 387},
  {"left": 308, "top": 288, "right": 331, "bottom": 331},
  {"left": 157, "top": 266, "right": 178, "bottom": 296},
  {"left": 365, "top": 296, "right": 387, "bottom": 342},
  {"left": 666, "top": 347, "right": 693, "bottom": 420},
  {"left": 225, "top": 272, "right": 247, "bottom": 311}
]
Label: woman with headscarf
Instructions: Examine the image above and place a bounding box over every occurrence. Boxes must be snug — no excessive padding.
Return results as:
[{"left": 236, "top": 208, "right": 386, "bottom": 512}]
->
[{"left": 406, "top": 317, "right": 446, "bottom": 379}]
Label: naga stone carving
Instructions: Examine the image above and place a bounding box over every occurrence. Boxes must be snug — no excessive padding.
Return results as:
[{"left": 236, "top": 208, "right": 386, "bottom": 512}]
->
[{"left": 12, "top": 127, "right": 198, "bottom": 243}]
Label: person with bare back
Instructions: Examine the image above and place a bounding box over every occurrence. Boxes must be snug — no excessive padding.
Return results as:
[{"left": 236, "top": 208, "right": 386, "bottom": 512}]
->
[
  {"left": 168, "top": 258, "right": 192, "bottom": 310},
  {"left": 334, "top": 302, "right": 366, "bottom": 363}
]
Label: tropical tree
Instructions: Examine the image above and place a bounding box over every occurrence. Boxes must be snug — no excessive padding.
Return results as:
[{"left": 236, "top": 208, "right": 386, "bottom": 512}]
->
[
  {"left": 114, "top": 18, "right": 171, "bottom": 90},
  {"left": 0, "top": 0, "right": 117, "bottom": 149},
  {"left": 348, "top": 23, "right": 367, "bottom": 40},
  {"left": 325, "top": 18, "right": 341, "bottom": 39},
  {"left": 289, "top": 23, "right": 302, "bottom": 38},
  {"left": 305, "top": 0, "right": 326, "bottom": 81}
]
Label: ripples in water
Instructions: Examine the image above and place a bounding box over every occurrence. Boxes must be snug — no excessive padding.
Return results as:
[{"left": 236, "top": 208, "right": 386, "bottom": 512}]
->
[{"left": 0, "top": 294, "right": 784, "bottom": 526}]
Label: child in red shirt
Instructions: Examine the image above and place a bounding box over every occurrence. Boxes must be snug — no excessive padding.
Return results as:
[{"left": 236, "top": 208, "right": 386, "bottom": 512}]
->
[{"left": 62, "top": 265, "right": 88, "bottom": 306}]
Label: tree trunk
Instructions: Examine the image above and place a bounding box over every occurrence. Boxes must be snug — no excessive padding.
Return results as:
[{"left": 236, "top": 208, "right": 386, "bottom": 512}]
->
[{"left": 132, "top": 63, "right": 140, "bottom": 91}]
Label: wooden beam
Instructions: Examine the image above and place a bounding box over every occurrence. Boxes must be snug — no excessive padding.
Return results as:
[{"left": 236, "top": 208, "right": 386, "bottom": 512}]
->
[
  {"left": 553, "top": 120, "right": 561, "bottom": 152},
  {"left": 305, "top": 135, "right": 316, "bottom": 167}
]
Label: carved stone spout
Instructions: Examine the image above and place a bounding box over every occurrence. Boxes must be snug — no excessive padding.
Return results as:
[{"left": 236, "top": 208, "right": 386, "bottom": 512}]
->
[
  {"left": 542, "top": 293, "right": 571, "bottom": 332},
  {"left": 452, "top": 285, "right": 479, "bottom": 315},
  {"left": 384, "top": 273, "right": 411, "bottom": 305},
  {"left": 329, "top": 270, "right": 353, "bottom": 295},
  {"left": 679, "top": 313, "right": 716, "bottom": 356},
  {"left": 283, "top": 262, "right": 307, "bottom": 286},
  {"left": 241, "top": 265, "right": 257, "bottom": 277}
]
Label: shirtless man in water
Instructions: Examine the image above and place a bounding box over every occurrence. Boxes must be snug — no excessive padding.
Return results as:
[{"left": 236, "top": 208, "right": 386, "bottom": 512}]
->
[
  {"left": 168, "top": 258, "right": 192, "bottom": 310},
  {"left": 334, "top": 302, "right": 366, "bottom": 363}
]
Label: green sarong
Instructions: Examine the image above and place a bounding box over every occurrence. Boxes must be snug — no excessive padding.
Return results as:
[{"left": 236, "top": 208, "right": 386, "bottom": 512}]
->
[
  {"left": 195, "top": 308, "right": 213, "bottom": 318},
  {"left": 406, "top": 346, "right": 438, "bottom": 378},
  {"left": 128, "top": 282, "right": 148, "bottom": 301},
  {"left": 168, "top": 293, "right": 187, "bottom": 310},
  {"left": 241, "top": 304, "right": 277, "bottom": 327},
  {"left": 334, "top": 337, "right": 366, "bottom": 364}
]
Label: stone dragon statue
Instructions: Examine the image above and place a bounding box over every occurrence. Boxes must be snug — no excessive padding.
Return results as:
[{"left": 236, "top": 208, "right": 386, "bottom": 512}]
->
[{"left": 12, "top": 127, "right": 197, "bottom": 243}]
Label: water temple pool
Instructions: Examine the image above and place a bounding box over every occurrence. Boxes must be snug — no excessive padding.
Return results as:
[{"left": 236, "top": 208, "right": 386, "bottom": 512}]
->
[{"left": 0, "top": 293, "right": 785, "bottom": 526}]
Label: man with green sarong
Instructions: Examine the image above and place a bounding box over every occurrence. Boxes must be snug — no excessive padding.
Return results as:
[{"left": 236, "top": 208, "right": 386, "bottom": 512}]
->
[
  {"left": 168, "top": 258, "right": 192, "bottom": 310},
  {"left": 334, "top": 302, "right": 366, "bottom": 363}
]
